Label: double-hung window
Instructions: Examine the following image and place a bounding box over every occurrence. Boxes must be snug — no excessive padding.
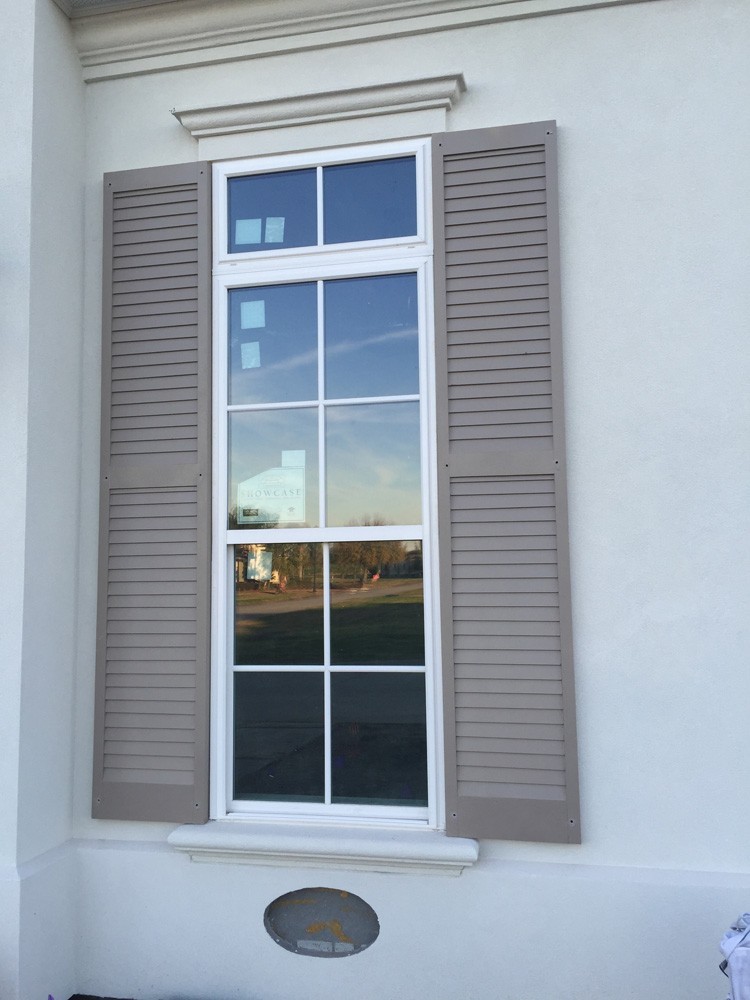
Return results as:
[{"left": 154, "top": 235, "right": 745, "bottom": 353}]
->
[
  {"left": 94, "top": 121, "right": 581, "bottom": 846},
  {"left": 213, "top": 143, "right": 438, "bottom": 822}
]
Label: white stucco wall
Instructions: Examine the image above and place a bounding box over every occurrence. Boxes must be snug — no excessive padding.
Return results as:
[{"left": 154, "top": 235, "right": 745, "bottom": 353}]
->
[
  {"left": 0, "top": 0, "right": 84, "bottom": 997},
  {"left": 18, "top": 0, "right": 86, "bottom": 869},
  {"left": 0, "top": 0, "right": 35, "bottom": 872},
  {"left": 0, "top": 0, "right": 42, "bottom": 995},
  {"left": 5, "top": 0, "right": 749, "bottom": 997}
]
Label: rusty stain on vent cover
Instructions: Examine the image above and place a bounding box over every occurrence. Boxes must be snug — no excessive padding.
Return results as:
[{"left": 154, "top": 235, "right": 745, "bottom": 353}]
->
[{"left": 264, "top": 886, "right": 379, "bottom": 957}]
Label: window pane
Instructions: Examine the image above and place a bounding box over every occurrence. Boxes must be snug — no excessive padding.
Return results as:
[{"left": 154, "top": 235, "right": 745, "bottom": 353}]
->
[
  {"left": 234, "top": 672, "right": 324, "bottom": 802},
  {"left": 323, "top": 157, "right": 417, "bottom": 244},
  {"left": 234, "top": 544, "right": 324, "bottom": 666},
  {"left": 229, "top": 283, "right": 317, "bottom": 404},
  {"left": 229, "top": 408, "right": 318, "bottom": 529},
  {"left": 324, "top": 274, "right": 419, "bottom": 399},
  {"left": 331, "top": 673, "right": 427, "bottom": 806},
  {"left": 329, "top": 541, "right": 423, "bottom": 665},
  {"left": 228, "top": 169, "right": 317, "bottom": 253},
  {"left": 326, "top": 402, "right": 421, "bottom": 526}
]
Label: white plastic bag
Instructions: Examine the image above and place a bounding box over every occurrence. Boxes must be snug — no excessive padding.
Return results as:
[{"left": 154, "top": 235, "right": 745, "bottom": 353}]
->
[{"left": 720, "top": 913, "right": 750, "bottom": 1000}]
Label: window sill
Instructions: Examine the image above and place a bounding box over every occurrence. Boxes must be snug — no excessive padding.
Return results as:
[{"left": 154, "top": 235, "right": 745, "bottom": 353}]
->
[{"left": 168, "top": 820, "right": 478, "bottom": 876}]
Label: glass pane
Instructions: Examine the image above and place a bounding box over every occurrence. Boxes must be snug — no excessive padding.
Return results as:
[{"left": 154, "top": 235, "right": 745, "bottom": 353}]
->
[
  {"left": 331, "top": 673, "right": 427, "bottom": 806},
  {"left": 234, "top": 544, "right": 324, "bottom": 666},
  {"left": 323, "top": 157, "right": 417, "bottom": 244},
  {"left": 229, "top": 408, "right": 318, "bottom": 529},
  {"left": 228, "top": 169, "right": 317, "bottom": 253},
  {"left": 326, "top": 402, "right": 421, "bottom": 526},
  {"left": 324, "top": 274, "right": 419, "bottom": 399},
  {"left": 234, "top": 672, "right": 324, "bottom": 802},
  {"left": 329, "top": 541, "right": 423, "bottom": 665},
  {"left": 229, "top": 283, "right": 317, "bottom": 405}
]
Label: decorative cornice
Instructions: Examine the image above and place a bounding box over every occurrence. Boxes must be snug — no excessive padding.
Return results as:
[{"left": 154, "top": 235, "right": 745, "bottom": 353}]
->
[
  {"left": 172, "top": 74, "right": 466, "bottom": 138},
  {"left": 73, "top": 0, "right": 663, "bottom": 82},
  {"left": 64, "top": 0, "right": 185, "bottom": 14}
]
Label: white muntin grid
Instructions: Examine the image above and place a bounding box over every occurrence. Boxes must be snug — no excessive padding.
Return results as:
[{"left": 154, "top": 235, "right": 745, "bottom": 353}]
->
[{"left": 210, "top": 139, "right": 444, "bottom": 827}]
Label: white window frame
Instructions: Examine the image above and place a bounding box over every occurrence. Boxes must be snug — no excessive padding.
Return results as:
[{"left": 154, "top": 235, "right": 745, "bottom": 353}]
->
[
  {"left": 210, "top": 139, "right": 445, "bottom": 830},
  {"left": 214, "top": 139, "right": 430, "bottom": 270}
]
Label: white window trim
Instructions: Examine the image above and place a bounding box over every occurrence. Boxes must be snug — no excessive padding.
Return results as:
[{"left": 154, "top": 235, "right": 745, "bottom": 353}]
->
[
  {"left": 208, "top": 139, "right": 450, "bottom": 837},
  {"left": 213, "top": 138, "right": 431, "bottom": 272}
]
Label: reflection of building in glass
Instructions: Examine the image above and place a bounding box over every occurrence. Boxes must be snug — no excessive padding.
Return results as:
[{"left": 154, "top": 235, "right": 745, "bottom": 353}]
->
[
  {"left": 246, "top": 546, "right": 273, "bottom": 583},
  {"left": 384, "top": 544, "right": 423, "bottom": 578},
  {"left": 235, "top": 544, "right": 282, "bottom": 588}
]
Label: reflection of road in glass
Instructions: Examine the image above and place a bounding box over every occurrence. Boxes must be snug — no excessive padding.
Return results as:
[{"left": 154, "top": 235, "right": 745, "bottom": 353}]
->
[
  {"left": 233, "top": 669, "right": 427, "bottom": 806},
  {"left": 234, "top": 578, "right": 425, "bottom": 667},
  {"left": 235, "top": 577, "right": 421, "bottom": 617}
]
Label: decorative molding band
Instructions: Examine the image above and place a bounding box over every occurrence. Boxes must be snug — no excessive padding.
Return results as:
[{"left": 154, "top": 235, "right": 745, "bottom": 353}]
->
[
  {"left": 168, "top": 821, "right": 479, "bottom": 875},
  {"left": 74, "top": 0, "right": 662, "bottom": 82},
  {"left": 172, "top": 74, "right": 466, "bottom": 138}
]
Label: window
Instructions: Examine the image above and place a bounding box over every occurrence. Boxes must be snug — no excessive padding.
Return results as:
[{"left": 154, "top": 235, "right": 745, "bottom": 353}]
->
[
  {"left": 213, "top": 144, "right": 437, "bottom": 821},
  {"left": 93, "top": 122, "right": 581, "bottom": 845}
]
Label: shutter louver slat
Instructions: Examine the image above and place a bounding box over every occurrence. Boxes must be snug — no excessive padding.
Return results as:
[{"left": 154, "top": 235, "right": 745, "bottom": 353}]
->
[
  {"left": 434, "top": 122, "right": 580, "bottom": 843},
  {"left": 93, "top": 161, "right": 210, "bottom": 823}
]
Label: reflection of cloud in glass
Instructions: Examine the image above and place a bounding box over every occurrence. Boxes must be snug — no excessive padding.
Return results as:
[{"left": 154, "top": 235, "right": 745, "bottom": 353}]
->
[
  {"left": 246, "top": 326, "right": 417, "bottom": 387},
  {"left": 229, "top": 282, "right": 317, "bottom": 405},
  {"left": 329, "top": 325, "right": 416, "bottom": 354},
  {"left": 325, "top": 274, "right": 419, "bottom": 399},
  {"left": 251, "top": 345, "right": 317, "bottom": 378},
  {"left": 326, "top": 402, "right": 421, "bottom": 526}
]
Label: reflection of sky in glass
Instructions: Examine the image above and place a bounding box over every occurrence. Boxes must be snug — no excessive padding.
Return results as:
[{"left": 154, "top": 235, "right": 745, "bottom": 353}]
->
[
  {"left": 229, "top": 284, "right": 317, "bottom": 405},
  {"left": 323, "top": 157, "right": 417, "bottom": 245},
  {"left": 229, "top": 409, "right": 319, "bottom": 528},
  {"left": 326, "top": 402, "right": 421, "bottom": 526},
  {"left": 228, "top": 169, "right": 317, "bottom": 253},
  {"left": 324, "top": 274, "right": 419, "bottom": 399}
]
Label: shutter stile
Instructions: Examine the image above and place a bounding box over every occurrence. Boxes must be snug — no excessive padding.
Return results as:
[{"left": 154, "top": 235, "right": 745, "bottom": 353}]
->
[
  {"left": 434, "top": 122, "right": 580, "bottom": 842},
  {"left": 94, "top": 163, "right": 211, "bottom": 823}
]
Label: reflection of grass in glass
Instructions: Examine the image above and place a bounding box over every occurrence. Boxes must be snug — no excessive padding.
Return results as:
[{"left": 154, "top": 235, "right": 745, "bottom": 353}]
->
[
  {"left": 235, "top": 585, "right": 320, "bottom": 604},
  {"left": 331, "top": 591, "right": 424, "bottom": 666},
  {"left": 234, "top": 588, "right": 424, "bottom": 666},
  {"left": 235, "top": 604, "right": 324, "bottom": 666}
]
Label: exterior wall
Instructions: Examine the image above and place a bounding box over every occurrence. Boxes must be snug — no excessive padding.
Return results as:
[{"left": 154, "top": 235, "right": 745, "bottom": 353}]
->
[
  {"left": 0, "top": 0, "right": 35, "bottom": 872},
  {"left": 0, "top": 0, "right": 84, "bottom": 996},
  {"left": 2, "top": 0, "right": 748, "bottom": 997},
  {"left": 19, "top": 0, "right": 85, "bottom": 869},
  {"left": 0, "top": 0, "right": 43, "bottom": 992},
  {"left": 76, "top": 842, "right": 750, "bottom": 1000}
]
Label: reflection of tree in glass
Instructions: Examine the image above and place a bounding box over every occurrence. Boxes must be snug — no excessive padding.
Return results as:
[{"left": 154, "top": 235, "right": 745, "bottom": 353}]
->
[
  {"left": 330, "top": 520, "right": 406, "bottom": 587},
  {"left": 236, "top": 542, "right": 321, "bottom": 593},
  {"left": 272, "top": 542, "right": 321, "bottom": 592}
]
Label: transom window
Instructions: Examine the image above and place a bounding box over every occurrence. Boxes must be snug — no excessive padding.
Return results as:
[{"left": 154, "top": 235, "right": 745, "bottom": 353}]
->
[
  {"left": 213, "top": 142, "right": 438, "bottom": 822},
  {"left": 225, "top": 155, "right": 419, "bottom": 254}
]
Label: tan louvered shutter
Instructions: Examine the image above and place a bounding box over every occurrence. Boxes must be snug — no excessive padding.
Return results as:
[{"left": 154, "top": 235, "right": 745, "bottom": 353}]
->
[
  {"left": 93, "top": 162, "right": 211, "bottom": 822},
  {"left": 433, "top": 122, "right": 580, "bottom": 842}
]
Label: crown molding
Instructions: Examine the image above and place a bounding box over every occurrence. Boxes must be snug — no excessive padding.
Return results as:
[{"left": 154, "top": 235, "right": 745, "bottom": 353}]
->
[
  {"left": 73, "top": 0, "right": 662, "bottom": 82},
  {"left": 66, "top": 0, "right": 186, "bottom": 13},
  {"left": 173, "top": 74, "right": 466, "bottom": 138}
]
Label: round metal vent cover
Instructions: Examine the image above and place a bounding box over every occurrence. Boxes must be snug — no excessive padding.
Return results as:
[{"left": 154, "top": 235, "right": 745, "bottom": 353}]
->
[{"left": 264, "top": 886, "right": 379, "bottom": 958}]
